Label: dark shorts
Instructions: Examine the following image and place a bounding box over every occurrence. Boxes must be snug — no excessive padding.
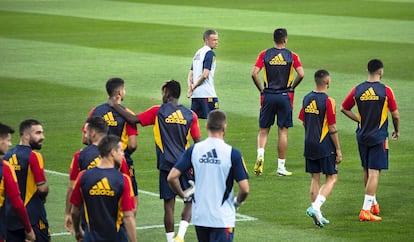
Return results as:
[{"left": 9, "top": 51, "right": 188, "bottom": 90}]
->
[
  {"left": 195, "top": 226, "right": 234, "bottom": 242},
  {"left": 7, "top": 220, "right": 50, "bottom": 242},
  {"left": 159, "top": 170, "right": 192, "bottom": 200},
  {"left": 358, "top": 140, "right": 389, "bottom": 170},
  {"left": 191, "top": 98, "right": 219, "bottom": 119},
  {"left": 306, "top": 154, "right": 338, "bottom": 175},
  {"left": 125, "top": 153, "right": 139, "bottom": 196},
  {"left": 259, "top": 92, "right": 293, "bottom": 128}
]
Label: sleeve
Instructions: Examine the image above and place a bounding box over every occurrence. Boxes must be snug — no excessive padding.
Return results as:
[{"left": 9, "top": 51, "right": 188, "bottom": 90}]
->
[
  {"left": 125, "top": 108, "right": 138, "bottom": 136},
  {"left": 190, "top": 111, "right": 201, "bottom": 139},
  {"left": 203, "top": 50, "right": 215, "bottom": 70},
  {"left": 120, "top": 175, "right": 135, "bottom": 212},
  {"left": 87, "top": 107, "right": 95, "bottom": 118},
  {"left": 231, "top": 148, "right": 249, "bottom": 182},
  {"left": 137, "top": 106, "right": 160, "bottom": 126},
  {"left": 326, "top": 97, "right": 337, "bottom": 125},
  {"left": 386, "top": 86, "right": 398, "bottom": 112},
  {"left": 292, "top": 51, "right": 302, "bottom": 69},
  {"left": 298, "top": 107, "right": 305, "bottom": 122},
  {"left": 174, "top": 146, "right": 194, "bottom": 172},
  {"left": 341, "top": 86, "right": 357, "bottom": 110},
  {"left": 3, "top": 162, "right": 32, "bottom": 232},
  {"left": 70, "top": 171, "right": 85, "bottom": 207},
  {"left": 29, "top": 151, "right": 46, "bottom": 183},
  {"left": 254, "top": 50, "right": 266, "bottom": 69},
  {"left": 69, "top": 150, "right": 81, "bottom": 181},
  {"left": 119, "top": 157, "right": 130, "bottom": 176}
]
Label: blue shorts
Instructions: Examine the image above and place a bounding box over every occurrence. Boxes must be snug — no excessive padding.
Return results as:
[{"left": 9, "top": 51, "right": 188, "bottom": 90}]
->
[
  {"left": 358, "top": 140, "right": 389, "bottom": 170},
  {"left": 7, "top": 219, "right": 50, "bottom": 242},
  {"left": 159, "top": 170, "right": 192, "bottom": 200},
  {"left": 259, "top": 92, "right": 293, "bottom": 128},
  {"left": 195, "top": 226, "right": 234, "bottom": 242},
  {"left": 191, "top": 98, "right": 219, "bottom": 119},
  {"left": 306, "top": 154, "right": 338, "bottom": 175}
]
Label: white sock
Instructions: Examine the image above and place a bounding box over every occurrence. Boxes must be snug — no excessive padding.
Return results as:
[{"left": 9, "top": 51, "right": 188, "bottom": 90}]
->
[
  {"left": 166, "top": 232, "right": 174, "bottom": 242},
  {"left": 363, "top": 194, "right": 375, "bottom": 210},
  {"left": 312, "top": 194, "right": 326, "bottom": 212},
  {"left": 278, "top": 158, "right": 286, "bottom": 169},
  {"left": 257, "top": 148, "right": 264, "bottom": 159},
  {"left": 177, "top": 220, "right": 189, "bottom": 238}
]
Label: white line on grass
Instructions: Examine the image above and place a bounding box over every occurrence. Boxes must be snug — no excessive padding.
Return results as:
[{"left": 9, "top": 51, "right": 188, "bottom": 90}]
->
[{"left": 45, "top": 169, "right": 257, "bottom": 237}]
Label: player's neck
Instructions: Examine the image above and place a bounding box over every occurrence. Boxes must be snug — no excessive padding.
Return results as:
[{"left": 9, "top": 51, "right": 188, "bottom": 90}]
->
[{"left": 98, "top": 158, "right": 115, "bottom": 168}]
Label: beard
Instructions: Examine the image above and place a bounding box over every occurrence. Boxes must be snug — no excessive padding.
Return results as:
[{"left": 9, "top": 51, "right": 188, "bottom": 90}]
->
[{"left": 29, "top": 140, "right": 42, "bottom": 150}]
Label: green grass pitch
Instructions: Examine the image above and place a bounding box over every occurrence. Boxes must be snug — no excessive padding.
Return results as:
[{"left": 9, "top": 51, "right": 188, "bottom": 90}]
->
[{"left": 1, "top": 0, "right": 413, "bottom": 241}]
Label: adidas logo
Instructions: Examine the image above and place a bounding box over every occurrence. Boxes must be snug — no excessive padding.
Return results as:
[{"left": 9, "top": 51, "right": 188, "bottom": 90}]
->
[
  {"left": 89, "top": 177, "right": 115, "bottom": 196},
  {"left": 304, "top": 100, "right": 320, "bottom": 115},
  {"left": 103, "top": 112, "right": 118, "bottom": 126},
  {"left": 165, "top": 110, "right": 187, "bottom": 125},
  {"left": 87, "top": 157, "right": 100, "bottom": 170},
  {"left": 360, "top": 87, "right": 379, "bottom": 101},
  {"left": 7, "top": 154, "right": 21, "bottom": 171},
  {"left": 269, "top": 53, "right": 287, "bottom": 65},
  {"left": 199, "top": 149, "right": 221, "bottom": 164}
]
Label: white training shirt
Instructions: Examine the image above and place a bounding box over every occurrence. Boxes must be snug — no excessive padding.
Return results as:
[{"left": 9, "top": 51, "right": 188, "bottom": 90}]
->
[{"left": 190, "top": 45, "right": 217, "bottom": 98}]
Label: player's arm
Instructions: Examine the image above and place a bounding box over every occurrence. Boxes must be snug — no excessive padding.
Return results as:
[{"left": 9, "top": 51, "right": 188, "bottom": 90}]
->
[
  {"left": 290, "top": 52, "right": 304, "bottom": 90},
  {"left": 167, "top": 167, "right": 184, "bottom": 197},
  {"left": 187, "top": 68, "right": 194, "bottom": 98},
  {"left": 167, "top": 147, "right": 194, "bottom": 199},
  {"left": 341, "top": 87, "right": 359, "bottom": 122},
  {"left": 327, "top": 97, "right": 342, "bottom": 163},
  {"left": 3, "top": 162, "right": 34, "bottom": 238},
  {"left": 190, "top": 111, "right": 201, "bottom": 143},
  {"left": 123, "top": 210, "right": 136, "bottom": 242},
  {"left": 121, "top": 175, "right": 137, "bottom": 242},
  {"left": 251, "top": 66, "right": 263, "bottom": 93},
  {"left": 232, "top": 150, "right": 249, "bottom": 208},
  {"left": 65, "top": 150, "right": 81, "bottom": 232},
  {"left": 70, "top": 171, "right": 85, "bottom": 242},
  {"left": 112, "top": 104, "right": 140, "bottom": 125},
  {"left": 192, "top": 69, "right": 210, "bottom": 91},
  {"left": 391, "top": 110, "right": 400, "bottom": 140},
  {"left": 30, "top": 152, "right": 48, "bottom": 201},
  {"left": 125, "top": 120, "right": 138, "bottom": 154},
  {"left": 386, "top": 86, "right": 400, "bottom": 140}
]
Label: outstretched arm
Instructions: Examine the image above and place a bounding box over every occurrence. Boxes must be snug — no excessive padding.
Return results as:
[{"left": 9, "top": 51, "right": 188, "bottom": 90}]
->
[{"left": 107, "top": 97, "right": 140, "bottom": 124}]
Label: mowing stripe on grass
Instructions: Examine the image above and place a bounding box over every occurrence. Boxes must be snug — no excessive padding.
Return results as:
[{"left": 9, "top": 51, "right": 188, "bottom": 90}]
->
[{"left": 0, "top": 0, "right": 413, "bottom": 44}]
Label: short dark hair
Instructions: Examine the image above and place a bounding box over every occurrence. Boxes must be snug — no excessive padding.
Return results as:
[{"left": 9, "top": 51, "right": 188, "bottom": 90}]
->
[
  {"left": 367, "top": 59, "right": 384, "bottom": 74},
  {"left": 273, "top": 28, "right": 288, "bottom": 44},
  {"left": 0, "top": 123, "right": 15, "bottom": 139},
  {"left": 162, "top": 80, "right": 181, "bottom": 99},
  {"left": 86, "top": 116, "right": 108, "bottom": 135},
  {"left": 314, "top": 69, "right": 330, "bottom": 86},
  {"left": 207, "top": 110, "right": 226, "bottom": 132},
  {"left": 19, "top": 119, "right": 41, "bottom": 136},
  {"left": 203, "top": 29, "right": 218, "bottom": 41},
  {"left": 98, "top": 134, "right": 121, "bottom": 158},
  {"left": 106, "top": 77, "right": 125, "bottom": 97}
]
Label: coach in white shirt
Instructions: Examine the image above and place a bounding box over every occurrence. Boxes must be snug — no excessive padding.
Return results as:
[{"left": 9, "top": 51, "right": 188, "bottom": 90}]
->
[
  {"left": 187, "top": 29, "right": 219, "bottom": 119},
  {"left": 168, "top": 110, "right": 249, "bottom": 242}
]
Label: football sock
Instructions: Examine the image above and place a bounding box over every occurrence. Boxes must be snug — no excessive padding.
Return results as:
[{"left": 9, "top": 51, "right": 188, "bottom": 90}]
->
[
  {"left": 166, "top": 232, "right": 174, "bottom": 242},
  {"left": 312, "top": 194, "right": 326, "bottom": 211},
  {"left": 177, "top": 220, "right": 189, "bottom": 238},
  {"left": 257, "top": 148, "right": 264, "bottom": 158},
  {"left": 278, "top": 158, "right": 286, "bottom": 169},
  {"left": 363, "top": 194, "right": 375, "bottom": 210}
]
